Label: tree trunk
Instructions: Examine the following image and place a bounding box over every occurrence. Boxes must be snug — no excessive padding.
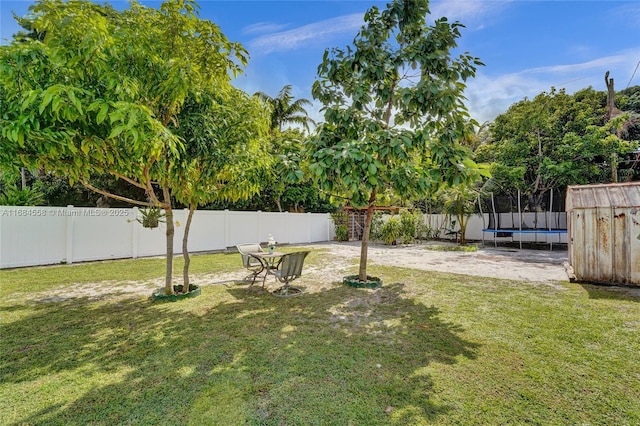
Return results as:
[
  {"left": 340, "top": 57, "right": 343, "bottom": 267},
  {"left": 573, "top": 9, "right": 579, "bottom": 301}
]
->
[
  {"left": 457, "top": 201, "right": 467, "bottom": 245},
  {"left": 605, "top": 71, "right": 617, "bottom": 120},
  {"left": 163, "top": 185, "right": 175, "bottom": 295},
  {"left": 532, "top": 129, "right": 543, "bottom": 195},
  {"left": 358, "top": 190, "right": 377, "bottom": 282},
  {"left": 358, "top": 88, "right": 396, "bottom": 281},
  {"left": 182, "top": 204, "right": 195, "bottom": 292}
]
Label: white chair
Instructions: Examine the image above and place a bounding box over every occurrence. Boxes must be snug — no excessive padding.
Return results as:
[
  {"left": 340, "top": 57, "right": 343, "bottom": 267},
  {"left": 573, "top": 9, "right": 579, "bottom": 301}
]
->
[
  {"left": 236, "top": 243, "right": 265, "bottom": 287},
  {"left": 272, "top": 251, "right": 310, "bottom": 296}
]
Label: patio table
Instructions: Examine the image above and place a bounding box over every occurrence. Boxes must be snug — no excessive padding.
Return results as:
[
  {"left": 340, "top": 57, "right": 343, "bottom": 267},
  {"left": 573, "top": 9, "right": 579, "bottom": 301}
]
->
[{"left": 249, "top": 251, "right": 285, "bottom": 287}]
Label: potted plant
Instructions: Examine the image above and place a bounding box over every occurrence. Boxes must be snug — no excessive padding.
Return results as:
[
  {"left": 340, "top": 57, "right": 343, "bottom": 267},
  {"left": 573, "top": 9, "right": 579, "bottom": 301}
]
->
[{"left": 137, "top": 207, "right": 166, "bottom": 229}]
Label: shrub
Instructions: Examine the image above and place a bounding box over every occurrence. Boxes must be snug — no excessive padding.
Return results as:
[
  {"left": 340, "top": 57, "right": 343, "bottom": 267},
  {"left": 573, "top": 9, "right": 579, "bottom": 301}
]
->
[
  {"left": 335, "top": 224, "right": 349, "bottom": 241},
  {"left": 399, "top": 209, "right": 420, "bottom": 244},
  {"left": 0, "top": 184, "right": 45, "bottom": 206},
  {"left": 416, "top": 220, "right": 434, "bottom": 241},
  {"left": 379, "top": 216, "right": 402, "bottom": 245},
  {"left": 370, "top": 212, "right": 385, "bottom": 241},
  {"left": 331, "top": 211, "right": 350, "bottom": 241}
]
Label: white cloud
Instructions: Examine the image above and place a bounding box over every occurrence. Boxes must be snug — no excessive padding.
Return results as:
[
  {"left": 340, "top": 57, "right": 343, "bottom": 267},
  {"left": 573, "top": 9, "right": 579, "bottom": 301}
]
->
[
  {"left": 430, "top": 0, "right": 512, "bottom": 28},
  {"left": 243, "top": 22, "right": 289, "bottom": 35},
  {"left": 609, "top": 3, "right": 640, "bottom": 26},
  {"left": 248, "top": 13, "right": 364, "bottom": 54},
  {"left": 527, "top": 52, "right": 633, "bottom": 75},
  {"left": 465, "top": 48, "right": 640, "bottom": 123},
  {"left": 246, "top": 1, "right": 512, "bottom": 55}
]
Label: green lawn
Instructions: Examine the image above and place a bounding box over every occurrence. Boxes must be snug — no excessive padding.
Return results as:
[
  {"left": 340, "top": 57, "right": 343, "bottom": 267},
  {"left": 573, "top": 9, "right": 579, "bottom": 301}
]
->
[{"left": 1, "top": 249, "right": 639, "bottom": 425}]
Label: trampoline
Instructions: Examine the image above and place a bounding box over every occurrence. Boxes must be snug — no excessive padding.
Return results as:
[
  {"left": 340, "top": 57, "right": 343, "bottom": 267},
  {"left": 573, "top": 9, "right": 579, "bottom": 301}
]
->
[{"left": 479, "top": 189, "right": 567, "bottom": 250}]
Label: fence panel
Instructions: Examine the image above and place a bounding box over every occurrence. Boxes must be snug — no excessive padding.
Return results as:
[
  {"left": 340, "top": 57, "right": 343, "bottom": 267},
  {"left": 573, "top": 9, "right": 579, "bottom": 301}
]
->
[
  {"left": 226, "top": 211, "right": 260, "bottom": 247},
  {"left": 0, "top": 206, "right": 333, "bottom": 269},
  {"left": 72, "top": 208, "right": 135, "bottom": 262},
  {"left": 183, "top": 210, "right": 226, "bottom": 252},
  {"left": 1, "top": 207, "right": 66, "bottom": 268}
]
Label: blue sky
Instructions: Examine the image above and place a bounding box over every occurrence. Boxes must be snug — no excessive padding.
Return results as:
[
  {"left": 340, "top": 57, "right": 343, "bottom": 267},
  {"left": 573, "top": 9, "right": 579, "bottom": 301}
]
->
[{"left": 2, "top": 0, "right": 639, "bottom": 125}]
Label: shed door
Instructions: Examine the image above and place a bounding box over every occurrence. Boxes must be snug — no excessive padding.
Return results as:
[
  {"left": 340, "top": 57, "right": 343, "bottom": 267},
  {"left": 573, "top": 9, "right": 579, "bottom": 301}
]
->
[{"left": 572, "top": 207, "right": 612, "bottom": 284}]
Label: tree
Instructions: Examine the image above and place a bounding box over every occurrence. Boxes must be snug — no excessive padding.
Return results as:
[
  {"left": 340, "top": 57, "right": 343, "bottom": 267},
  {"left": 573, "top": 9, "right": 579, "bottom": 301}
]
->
[
  {"left": 309, "top": 0, "right": 486, "bottom": 282},
  {"left": 476, "top": 87, "right": 638, "bottom": 199},
  {"left": 619, "top": 85, "right": 640, "bottom": 114},
  {"left": 267, "top": 128, "right": 307, "bottom": 212},
  {"left": 435, "top": 180, "right": 482, "bottom": 245},
  {"left": 255, "top": 85, "right": 315, "bottom": 132},
  {"left": 0, "top": 0, "right": 248, "bottom": 294},
  {"left": 170, "top": 88, "right": 270, "bottom": 289},
  {"left": 252, "top": 86, "right": 318, "bottom": 212}
]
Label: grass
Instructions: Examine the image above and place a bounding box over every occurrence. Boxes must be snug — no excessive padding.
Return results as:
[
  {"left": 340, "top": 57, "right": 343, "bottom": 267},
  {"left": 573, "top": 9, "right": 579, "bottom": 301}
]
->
[{"left": 1, "top": 248, "right": 640, "bottom": 425}]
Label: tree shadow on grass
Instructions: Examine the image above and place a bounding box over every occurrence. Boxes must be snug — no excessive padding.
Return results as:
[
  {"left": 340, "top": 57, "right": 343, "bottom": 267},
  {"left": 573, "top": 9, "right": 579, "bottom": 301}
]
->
[
  {"left": 578, "top": 282, "right": 640, "bottom": 302},
  {"left": 3, "top": 282, "right": 479, "bottom": 425}
]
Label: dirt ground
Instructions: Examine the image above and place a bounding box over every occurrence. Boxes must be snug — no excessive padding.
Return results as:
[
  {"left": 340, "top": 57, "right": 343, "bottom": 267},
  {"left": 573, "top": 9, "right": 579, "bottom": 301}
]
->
[
  {"left": 31, "top": 241, "right": 571, "bottom": 303},
  {"left": 306, "top": 241, "right": 570, "bottom": 284}
]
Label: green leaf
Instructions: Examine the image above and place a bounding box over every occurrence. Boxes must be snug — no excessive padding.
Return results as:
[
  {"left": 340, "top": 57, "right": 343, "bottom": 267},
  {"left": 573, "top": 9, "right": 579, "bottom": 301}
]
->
[
  {"left": 39, "top": 92, "right": 53, "bottom": 114},
  {"left": 96, "top": 103, "right": 108, "bottom": 124},
  {"left": 21, "top": 90, "right": 39, "bottom": 110},
  {"left": 109, "top": 126, "right": 125, "bottom": 139}
]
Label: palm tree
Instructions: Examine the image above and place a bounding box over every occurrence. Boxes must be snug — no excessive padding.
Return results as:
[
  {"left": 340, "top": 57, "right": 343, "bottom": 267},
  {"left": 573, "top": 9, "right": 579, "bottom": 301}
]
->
[{"left": 255, "top": 85, "right": 315, "bottom": 132}]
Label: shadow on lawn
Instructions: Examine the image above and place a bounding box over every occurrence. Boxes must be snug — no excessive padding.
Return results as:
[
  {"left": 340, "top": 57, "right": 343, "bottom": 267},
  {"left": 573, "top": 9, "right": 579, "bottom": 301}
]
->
[
  {"left": 578, "top": 282, "right": 640, "bottom": 302},
  {"left": 3, "top": 282, "right": 479, "bottom": 425}
]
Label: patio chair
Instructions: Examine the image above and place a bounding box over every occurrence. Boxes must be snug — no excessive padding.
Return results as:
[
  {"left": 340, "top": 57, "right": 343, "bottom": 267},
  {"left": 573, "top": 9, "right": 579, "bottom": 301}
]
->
[
  {"left": 236, "top": 243, "right": 265, "bottom": 287},
  {"left": 272, "top": 251, "right": 310, "bottom": 297}
]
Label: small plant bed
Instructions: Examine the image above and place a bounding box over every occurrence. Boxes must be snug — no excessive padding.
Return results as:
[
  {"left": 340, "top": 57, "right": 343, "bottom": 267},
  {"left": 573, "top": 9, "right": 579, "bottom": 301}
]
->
[
  {"left": 343, "top": 274, "right": 382, "bottom": 288},
  {"left": 151, "top": 284, "right": 201, "bottom": 302}
]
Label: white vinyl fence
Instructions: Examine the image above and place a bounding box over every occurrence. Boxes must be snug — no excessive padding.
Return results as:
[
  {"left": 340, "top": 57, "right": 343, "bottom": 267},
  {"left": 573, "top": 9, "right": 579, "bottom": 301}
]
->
[
  {"left": 0, "top": 206, "right": 334, "bottom": 269},
  {"left": 0, "top": 207, "right": 568, "bottom": 269}
]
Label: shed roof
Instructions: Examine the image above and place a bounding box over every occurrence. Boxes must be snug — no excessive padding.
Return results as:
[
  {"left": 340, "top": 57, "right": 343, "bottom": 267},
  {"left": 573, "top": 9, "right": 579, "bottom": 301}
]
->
[{"left": 566, "top": 182, "right": 640, "bottom": 210}]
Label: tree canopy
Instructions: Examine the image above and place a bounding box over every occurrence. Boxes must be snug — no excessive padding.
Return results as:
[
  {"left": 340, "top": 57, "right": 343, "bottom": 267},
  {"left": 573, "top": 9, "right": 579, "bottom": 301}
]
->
[
  {"left": 309, "top": 0, "right": 486, "bottom": 281},
  {"left": 475, "top": 87, "right": 639, "bottom": 200},
  {"left": 255, "top": 85, "right": 315, "bottom": 133},
  {"left": 0, "top": 0, "right": 264, "bottom": 294}
]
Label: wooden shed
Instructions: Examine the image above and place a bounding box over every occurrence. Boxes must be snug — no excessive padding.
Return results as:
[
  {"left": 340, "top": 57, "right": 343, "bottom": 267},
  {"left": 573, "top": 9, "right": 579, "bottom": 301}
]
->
[{"left": 566, "top": 182, "right": 640, "bottom": 286}]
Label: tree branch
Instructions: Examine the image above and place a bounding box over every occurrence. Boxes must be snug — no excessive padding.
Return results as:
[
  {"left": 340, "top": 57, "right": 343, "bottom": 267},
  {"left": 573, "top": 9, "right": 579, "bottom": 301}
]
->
[
  {"left": 110, "top": 171, "right": 148, "bottom": 190},
  {"left": 143, "top": 166, "right": 163, "bottom": 206},
  {"left": 81, "top": 181, "right": 153, "bottom": 207},
  {"left": 383, "top": 79, "right": 398, "bottom": 128},
  {"left": 318, "top": 188, "right": 353, "bottom": 203}
]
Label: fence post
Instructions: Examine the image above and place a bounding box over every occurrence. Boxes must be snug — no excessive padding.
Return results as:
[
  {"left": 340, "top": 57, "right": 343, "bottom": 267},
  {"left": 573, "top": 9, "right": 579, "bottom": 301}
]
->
[
  {"left": 257, "top": 210, "right": 262, "bottom": 243},
  {"left": 284, "top": 211, "right": 290, "bottom": 244},
  {"left": 132, "top": 207, "right": 139, "bottom": 259},
  {"left": 65, "top": 205, "right": 74, "bottom": 264},
  {"left": 224, "top": 209, "right": 229, "bottom": 249}
]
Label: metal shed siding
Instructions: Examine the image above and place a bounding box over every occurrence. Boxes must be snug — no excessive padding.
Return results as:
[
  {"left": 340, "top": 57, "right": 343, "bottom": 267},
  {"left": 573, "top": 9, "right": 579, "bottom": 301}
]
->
[{"left": 567, "top": 182, "right": 640, "bottom": 286}]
